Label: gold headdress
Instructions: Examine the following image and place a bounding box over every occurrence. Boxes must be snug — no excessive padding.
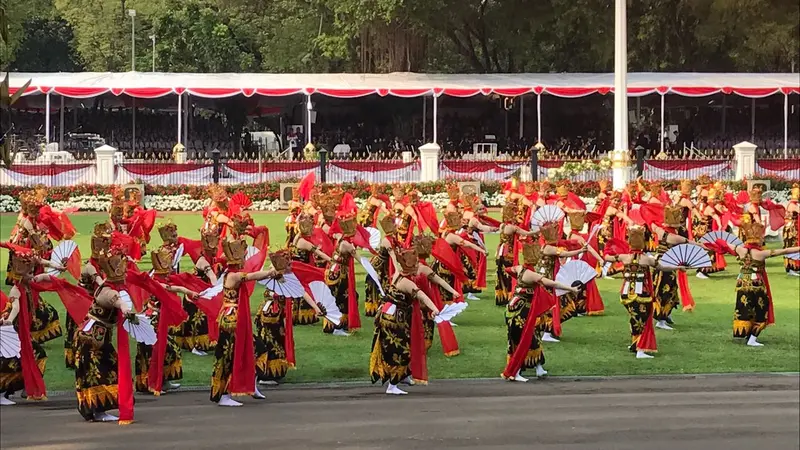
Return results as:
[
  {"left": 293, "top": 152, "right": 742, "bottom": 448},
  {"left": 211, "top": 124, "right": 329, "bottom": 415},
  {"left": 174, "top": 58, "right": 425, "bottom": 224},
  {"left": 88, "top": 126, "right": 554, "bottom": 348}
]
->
[
  {"left": 598, "top": 180, "right": 609, "bottom": 192},
  {"left": 222, "top": 237, "right": 248, "bottom": 267},
  {"left": 380, "top": 213, "right": 397, "bottom": 236},
  {"left": 627, "top": 225, "right": 646, "bottom": 251},
  {"left": 28, "top": 228, "right": 53, "bottom": 256},
  {"left": 521, "top": 237, "right": 542, "bottom": 266},
  {"left": 158, "top": 221, "right": 178, "bottom": 245},
  {"left": 208, "top": 184, "right": 228, "bottom": 204},
  {"left": 337, "top": 211, "right": 357, "bottom": 237},
  {"left": 502, "top": 201, "right": 518, "bottom": 223},
  {"left": 447, "top": 183, "right": 461, "bottom": 201},
  {"left": 230, "top": 214, "right": 251, "bottom": 237},
  {"left": 291, "top": 187, "right": 300, "bottom": 202},
  {"left": 269, "top": 248, "right": 291, "bottom": 273},
  {"left": 791, "top": 183, "right": 800, "bottom": 201},
  {"left": 443, "top": 211, "right": 462, "bottom": 230},
  {"left": 649, "top": 181, "right": 663, "bottom": 197},
  {"left": 749, "top": 187, "right": 762, "bottom": 204},
  {"left": 540, "top": 222, "right": 559, "bottom": 244},
  {"left": 664, "top": 205, "right": 683, "bottom": 228},
  {"left": 200, "top": 224, "right": 220, "bottom": 254},
  {"left": 91, "top": 223, "right": 113, "bottom": 259},
  {"left": 391, "top": 184, "right": 405, "bottom": 201},
  {"left": 740, "top": 221, "right": 765, "bottom": 245},
  {"left": 297, "top": 213, "right": 315, "bottom": 237},
  {"left": 97, "top": 245, "right": 129, "bottom": 283},
  {"left": 412, "top": 234, "right": 434, "bottom": 259},
  {"left": 567, "top": 211, "right": 586, "bottom": 232},
  {"left": 20, "top": 189, "right": 45, "bottom": 217},
  {"left": 150, "top": 247, "right": 174, "bottom": 276},
  {"left": 461, "top": 194, "right": 483, "bottom": 213},
  {"left": 556, "top": 181, "right": 569, "bottom": 199},
  {"left": 396, "top": 247, "right": 419, "bottom": 276},
  {"left": 6, "top": 248, "right": 36, "bottom": 282},
  {"left": 680, "top": 179, "right": 693, "bottom": 196},
  {"left": 319, "top": 188, "right": 344, "bottom": 223}
]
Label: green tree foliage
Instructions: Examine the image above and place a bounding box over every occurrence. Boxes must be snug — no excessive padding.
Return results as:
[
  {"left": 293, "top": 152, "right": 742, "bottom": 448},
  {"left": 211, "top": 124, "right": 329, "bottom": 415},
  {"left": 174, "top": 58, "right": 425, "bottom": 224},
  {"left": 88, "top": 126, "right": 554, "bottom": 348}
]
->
[{"left": 4, "top": 0, "right": 798, "bottom": 73}]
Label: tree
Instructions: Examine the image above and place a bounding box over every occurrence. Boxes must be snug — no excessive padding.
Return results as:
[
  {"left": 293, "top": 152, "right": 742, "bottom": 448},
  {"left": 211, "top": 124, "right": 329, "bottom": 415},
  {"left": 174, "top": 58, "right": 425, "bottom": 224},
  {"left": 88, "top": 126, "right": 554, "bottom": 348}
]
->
[{"left": 10, "top": 17, "right": 84, "bottom": 71}]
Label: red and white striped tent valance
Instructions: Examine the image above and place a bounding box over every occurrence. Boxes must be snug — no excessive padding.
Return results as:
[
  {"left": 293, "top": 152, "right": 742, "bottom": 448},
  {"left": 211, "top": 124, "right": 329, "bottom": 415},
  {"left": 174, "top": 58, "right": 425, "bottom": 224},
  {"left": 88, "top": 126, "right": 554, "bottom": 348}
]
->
[{"left": 8, "top": 72, "right": 800, "bottom": 99}]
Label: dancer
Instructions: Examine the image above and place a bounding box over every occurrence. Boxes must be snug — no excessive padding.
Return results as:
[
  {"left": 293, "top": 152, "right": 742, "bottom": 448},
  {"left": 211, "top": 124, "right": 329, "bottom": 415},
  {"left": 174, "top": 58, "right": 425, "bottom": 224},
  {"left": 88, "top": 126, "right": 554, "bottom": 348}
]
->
[
  {"left": 365, "top": 214, "right": 400, "bottom": 317},
  {"left": 602, "top": 226, "right": 683, "bottom": 359},
  {"left": 176, "top": 225, "right": 221, "bottom": 355},
  {"left": 715, "top": 222, "right": 800, "bottom": 346},
  {"left": 290, "top": 213, "right": 330, "bottom": 325},
  {"left": 432, "top": 212, "right": 487, "bottom": 305},
  {"left": 565, "top": 210, "right": 605, "bottom": 316},
  {"left": 502, "top": 236, "right": 578, "bottom": 382},
  {"left": 358, "top": 185, "right": 389, "bottom": 227},
  {"left": 323, "top": 210, "right": 359, "bottom": 335},
  {"left": 460, "top": 194, "right": 499, "bottom": 300},
  {"left": 284, "top": 188, "right": 303, "bottom": 246},
  {"left": 209, "top": 235, "right": 273, "bottom": 407},
  {"left": 495, "top": 202, "right": 535, "bottom": 306},
  {"left": 535, "top": 222, "right": 586, "bottom": 343},
  {"left": 596, "top": 192, "right": 632, "bottom": 278},
  {"left": 695, "top": 188, "right": 726, "bottom": 278},
  {"left": 255, "top": 249, "right": 323, "bottom": 385},
  {"left": 369, "top": 247, "right": 440, "bottom": 395},
  {"left": 27, "top": 228, "right": 63, "bottom": 345},
  {"left": 785, "top": 184, "right": 800, "bottom": 276}
]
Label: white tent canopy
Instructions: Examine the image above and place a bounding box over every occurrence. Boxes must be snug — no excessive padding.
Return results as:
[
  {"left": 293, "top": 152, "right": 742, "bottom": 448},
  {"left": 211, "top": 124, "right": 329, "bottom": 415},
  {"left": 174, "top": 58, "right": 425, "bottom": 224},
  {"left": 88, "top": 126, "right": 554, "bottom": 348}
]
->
[{"left": 6, "top": 71, "right": 799, "bottom": 99}]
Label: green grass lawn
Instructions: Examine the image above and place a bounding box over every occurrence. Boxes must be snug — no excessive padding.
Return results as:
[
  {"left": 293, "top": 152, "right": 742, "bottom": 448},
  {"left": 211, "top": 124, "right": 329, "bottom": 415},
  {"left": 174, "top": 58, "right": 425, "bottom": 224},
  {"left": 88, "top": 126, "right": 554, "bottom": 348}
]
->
[{"left": 1, "top": 212, "right": 798, "bottom": 391}]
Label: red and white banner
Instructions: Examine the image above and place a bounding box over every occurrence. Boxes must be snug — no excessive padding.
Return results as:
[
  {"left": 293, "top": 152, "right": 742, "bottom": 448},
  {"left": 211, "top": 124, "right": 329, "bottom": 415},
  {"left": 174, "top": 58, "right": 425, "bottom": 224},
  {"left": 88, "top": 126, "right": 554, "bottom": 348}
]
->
[
  {"left": 440, "top": 161, "right": 524, "bottom": 180},
  {"left": 643, "top": 160, "right": 734, "bottom": 180},
  {"left": 116, "top": 163, "right": 214, "bottom": 185},
  {"left": 755, "top": 159, "right": 800, "bottom": 180},
  {"left": 0, "top": 164, "right": 96, "bottom": 186}
]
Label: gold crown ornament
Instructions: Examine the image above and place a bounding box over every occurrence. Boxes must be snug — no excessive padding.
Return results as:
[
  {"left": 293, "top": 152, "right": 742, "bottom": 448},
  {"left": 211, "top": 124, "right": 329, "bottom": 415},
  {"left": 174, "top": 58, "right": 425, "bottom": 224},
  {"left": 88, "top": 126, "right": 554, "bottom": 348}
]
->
[
  {"left": 150, "top": 247, "right": 175, "bottom": 275},
  {"left": 380, "top": 213, "right": 397, "bottom": 236},
  {"left": 109, "top": 203, "right": 124, "bottom": 222},
  {"left": 443, "top": 211, "right": 462, "bottom": 230},
  {"left": 567, "top": 211, "right": 586, "bottom": 231},
  {"left": 749, "top": 187, "right": 763, "bottom": 204},
  {"left": 447, "top": 183, "right": 461, "bottom": 201},
  {"left": 20, "top": 190, "right": 45, "bottom": 217},
  {"left": 200, "top": 224, "right": 220, "bottom": 254},
  {"left": 222, "top": 238, "right": 248, "bottom": 267},
  {"left": 680, "top": 179, "right": 693, "bottom": 196},
  {"left": 598, "top": 180, "right": 609, "bottom": 192},
  {"left": 337, "top": 211, "right": 357, "bottom": 237},
  {"left": 396, "top": 247, "right": 420, "bottom": 275},
  {"left": 502, "top": 202, "right": 518, "bottom": 223},
  {"left": 664, "top": 205, "right": 683, "bottom": 228},
  {"left": 627, "top": 225, "right": 647, "bottom": 251},
  {"left": 269, "top": 248, "right": 292, "bottom": 273},
  {"left": 412, "top": 234, "right": 434, "bottom": 259},
  {"left": 208, "top": 184, "right": 228, "bottom": 203},
  {"left": 91, "top": 223, "right": 113, "bottom": 259},
  {"left": 521, "top": 237, "right": 543, "bottom": 267},
  {"left": 7, "top": 249, "right": 36, "bottom": 282},
  {"left": 391, "top": 184, "right": 405, "bottom": 200},
  {"left": 291, "top": 187, "right": 300, "bottom": 202},
  {"left": 740, "top": 222, "right": 765, "bottom": 245},
  {"left": 540, "top": 222, "right": 560, "bottom": 244},
  {"left": 297, "top": 213, "right": 315, "bottom": 237},
  {"left": 649, "top": 181, "right": 663, "bottom": 197},
  {"left": 556, "top": 182, "right": 570, "bottom": 199},
  {"left": 791, "top": 183, "right": 800, "bottom": 201},
  {"left": 97, "top": 246, "right": 129, "bottom": 283},
  {"left": 231, "top": 214, "right": 251, "bottom": 237},
  {"left": 28, "top": 229, "right": 53, "bottom": 256},
  {"left": 158, "top": 221, "right": 178, "bottom": 245}
]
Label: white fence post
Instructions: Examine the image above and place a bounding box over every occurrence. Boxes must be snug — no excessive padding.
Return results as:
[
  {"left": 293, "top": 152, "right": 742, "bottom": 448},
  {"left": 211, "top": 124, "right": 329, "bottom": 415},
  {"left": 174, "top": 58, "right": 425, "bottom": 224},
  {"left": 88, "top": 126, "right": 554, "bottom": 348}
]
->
[
  {"left": 418, "top": 143, "right": 440, "bottom": 182},
  {"left": 733, "top": 141, "right": 757, "bottom": 181},
  {"left": 94, "top": 145, "right": 117, "bottom": 184}
]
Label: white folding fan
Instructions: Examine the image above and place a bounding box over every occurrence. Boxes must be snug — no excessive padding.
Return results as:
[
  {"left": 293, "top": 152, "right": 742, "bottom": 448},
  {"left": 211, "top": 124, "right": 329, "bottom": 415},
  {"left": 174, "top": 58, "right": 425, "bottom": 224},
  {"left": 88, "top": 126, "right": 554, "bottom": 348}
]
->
[
  {"left": 199, "top": 275, "right": 224, "bottom": 299},
  {"left": 0, "top": 325, "right": 21, "bottom": 358},
  {"left": 259, "top": 272, "right": 305, "bottom": 298},
  {"left": 531, "top": 205, "right": 565, "bottom": 228},
  {"left": 359, "top": 256, "right": 385, "bottom": 296},
  {"left": 660, "top": 244, "right": 712, "bottom": 269},
  {"left": 785, "top": 252, "right": 800, "bottom": 262},
  {"left": 246, "top": 245, "right": 260, "bottom": 260},
  {"left": 365, "top": 227, "right": 382, "bottom": 250},
  {"left": 172, "top": 243, "right": 185, "bottom": 270},
  {"left": 434, "top": 302, "right": 469, "bottom": 324},
  {"left": 555, "top": 260, "right": 597, "bottom": 296},
  {"left": 45, "top": 240, "right": 78, "bottom": 276},
  {"left": 309, "top": 281, "right": 342, "bottom": 325},
  {"left": 122, "top": 314, "right": 157, "bottom": 345},
  {"left": 698, "top": 230, "right": 743, "bottom": 247}
]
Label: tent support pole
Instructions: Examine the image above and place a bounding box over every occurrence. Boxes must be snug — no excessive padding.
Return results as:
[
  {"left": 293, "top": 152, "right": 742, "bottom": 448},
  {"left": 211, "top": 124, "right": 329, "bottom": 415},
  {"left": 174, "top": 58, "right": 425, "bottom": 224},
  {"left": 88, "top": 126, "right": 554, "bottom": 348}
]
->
[
  {"left": 536, "top": 93, "right": 542, "bottom": 143},
  {"left": 750, "top": 97, "right": 755, "bottom": 142},
  {"left": 784, "top": 94, "right": 789, "bottom": 158},
  {"left": 422, "top": 96, "right": 427, "bottom": 142},
  {"left": 177, "top": 93, "right": 182, "bottom": 146},
  {"left": 45, "top": 93, "right": 51, "bottom": 143},
  {"left": 59, "top": 96, "right": 65, "bottom": 151},
  {"left": 132, "top": 98, "right": 136, "bottom": 154},
  {"left": 433, "top": 93, "right": 438, "bottom": 144},
  {"left": 519, "top": 96, "right": 524, "bottom": 139},
  {"left": 660, "top": 93, "right": 665, "bottom": 153}
]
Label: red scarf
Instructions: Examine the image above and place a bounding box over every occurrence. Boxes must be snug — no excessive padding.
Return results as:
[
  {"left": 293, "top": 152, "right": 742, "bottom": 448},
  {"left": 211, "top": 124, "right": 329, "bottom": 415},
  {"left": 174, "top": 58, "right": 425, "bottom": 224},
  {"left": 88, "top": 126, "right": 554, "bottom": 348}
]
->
[
  {"left": 228, "top": 268, "right": 256, "bottom": 397},
  {"left": 284, "top": 297, "right": 295, "bottom": 367},
  {"left": 12, "top": 284, "right": 47, "bottom": 400},
  {"left": 416, "top": 261, "right": 459, "bottom": 357},
  {"left": 410, "top": 299, "right": 428, "bottom": 384}
]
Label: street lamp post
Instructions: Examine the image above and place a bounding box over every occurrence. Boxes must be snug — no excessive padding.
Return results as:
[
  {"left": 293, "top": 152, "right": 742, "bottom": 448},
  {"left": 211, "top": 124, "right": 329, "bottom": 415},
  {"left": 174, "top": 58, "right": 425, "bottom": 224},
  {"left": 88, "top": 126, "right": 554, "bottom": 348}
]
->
[
  {"left": 150, "top": 34, "right": 156, "bottom": 72},
  {"left": 128, "top": 9, "right": 136, "bottom": 71}
]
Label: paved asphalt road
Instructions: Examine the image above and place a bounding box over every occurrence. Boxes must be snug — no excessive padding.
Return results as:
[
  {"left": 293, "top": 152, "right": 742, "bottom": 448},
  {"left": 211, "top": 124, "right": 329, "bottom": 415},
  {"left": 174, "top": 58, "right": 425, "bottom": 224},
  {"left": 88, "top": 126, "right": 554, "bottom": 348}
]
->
[{"left": 1, "top": 374, "right": 798, "bottom": 450}]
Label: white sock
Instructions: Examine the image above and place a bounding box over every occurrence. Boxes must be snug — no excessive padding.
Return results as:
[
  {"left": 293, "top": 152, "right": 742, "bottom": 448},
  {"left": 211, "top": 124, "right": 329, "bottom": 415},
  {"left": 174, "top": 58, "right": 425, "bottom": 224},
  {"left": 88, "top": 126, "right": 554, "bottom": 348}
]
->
[
  {"left": 788, "top": 270, "right": 800, "bottom": 277},
  {"left": 636, "top": 350, "right": 654, "bottom": 359},
  {"left": 513, "top": 370, "right": 528, "bottom": 382},
  {"left": 541, "top": 332, "right": 560, "bottom": 343},
  {"left": 0, "top": 396, "right": 15, "bottom": 406},
  {"left": 218, "top": 394, "right": 243, "bottom": 407},
  {"left": 655, "top": 320, "right": 673, "bottom": 330},
  {"left": 696, "top": 272, "right": 708, "bottom": 279},
  {"left": 400, "top": 376, "right": 415, "bottom": 386},
  {"left": 535, "top": 364, "right": 548, "bottom": 377},
  {"left": 191, "top": 348, "right": 208, "bottom": 356},
  {"left": 93, "top": 412, "right": 118, "bottom": 422},
  {"left": 386, "top": 384, "right": 408, "bottom": 395},
  {"left": 167, "top": 381, "right": 181, "bottom": 390},
  {"left": 252, "top": 378, "right": 265, "bottom": 399},
  {"left": 332, "top": 329, "right": 350, "bottom": 337},
  {"left": 747, "top": 335, "right": 764, "bottom": 347}
]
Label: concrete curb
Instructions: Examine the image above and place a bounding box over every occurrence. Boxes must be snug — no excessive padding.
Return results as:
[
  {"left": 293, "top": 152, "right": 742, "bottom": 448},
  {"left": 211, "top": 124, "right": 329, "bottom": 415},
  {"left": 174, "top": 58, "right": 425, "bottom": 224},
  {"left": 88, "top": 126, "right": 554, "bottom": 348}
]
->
[{"left": 37, "top": 371, "right": 799, "bottom": 398}]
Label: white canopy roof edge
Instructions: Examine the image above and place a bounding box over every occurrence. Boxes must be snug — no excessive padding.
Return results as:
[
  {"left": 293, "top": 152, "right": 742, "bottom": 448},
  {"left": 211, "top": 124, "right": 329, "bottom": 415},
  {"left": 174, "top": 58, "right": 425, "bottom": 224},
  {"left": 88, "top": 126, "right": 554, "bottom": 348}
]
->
[{"left": 5, "top": 71, "right": 799, "bottom": 99}]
